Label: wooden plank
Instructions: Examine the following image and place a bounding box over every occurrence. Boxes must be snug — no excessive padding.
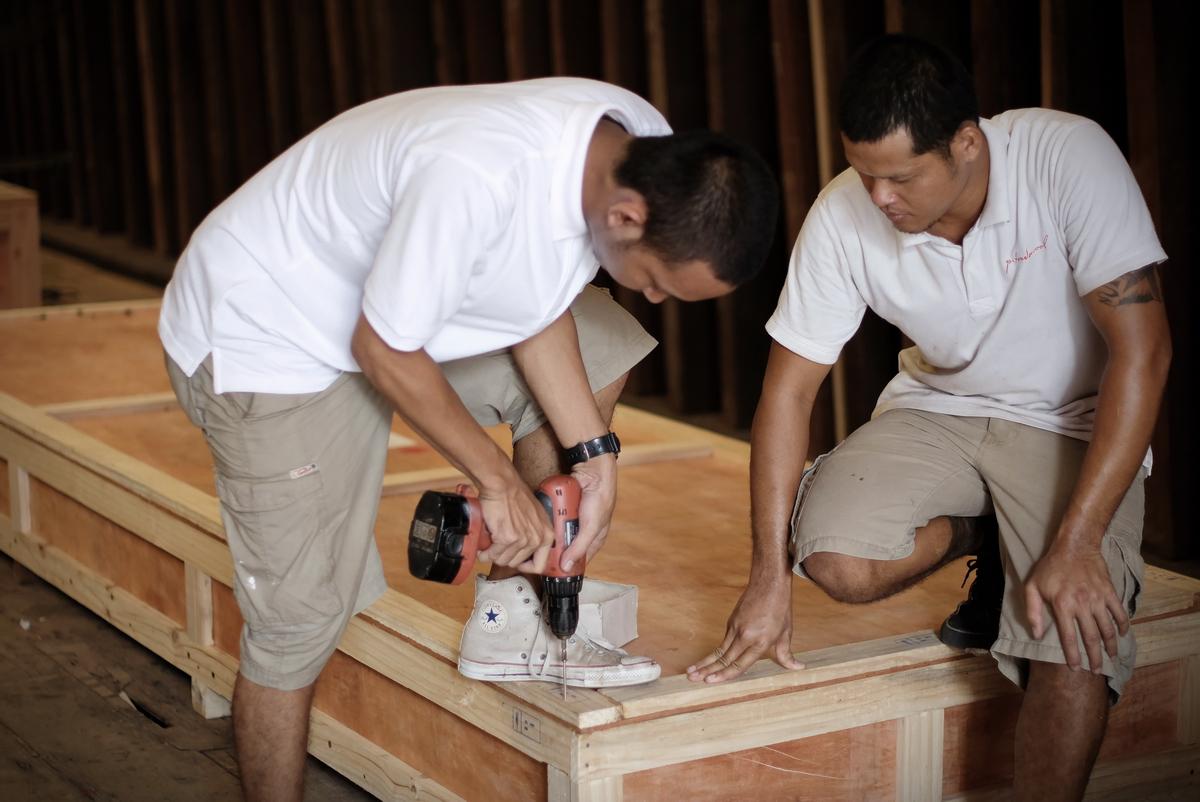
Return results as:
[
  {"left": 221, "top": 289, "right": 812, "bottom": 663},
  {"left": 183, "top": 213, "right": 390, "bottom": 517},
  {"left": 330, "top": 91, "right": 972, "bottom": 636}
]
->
[
  {"left": 109, "top": 0, "right": 153, "bottom": 247},
  {"left": 1182, "top": 655, "right": 1200, "bottom": 746},
  {"left": 8, "top": 463, "right": 30, "bottom": 535},
  {"left": 579, "top": 610, "right": 1200, "bottom": 780},
  {"left": 896, "top": 709, "right": 944, "bottom": 801},
  {"left": 431, "top": 0, "right": 466, "bottom": 86},
  {"left": 1039, "top": 0, "right": 1128, "bottom": 152},
  {"left": 222, "top": 0, "right": 271, "bottom": 181},
  {"left": 643, "top": 0, "right": 721, "bottom": 415},
  {"left": 704, "top": 0, "right": 783, "bottom": 428},
  {"left": 289, "top": 0, "right": 334, "bottom": 136},
  {"left": 51, "top": 0, "right": 85, "bottom": 226},
  {"left": 260, "top": 0, "right": 298, "bottom": 155},
  {"left": 582, "top": 657, "right": 1017, "bottom": 780},
  {"left": 308, "top": 710, "right": 466, "bottom": 802},
  {"left": 969, "top": 0, "right": 1041, "bottom": 116},
  {"left": 549, "top": 0, "right": 603, "bottom": 78},
  {"left": 883, "top": 0, "right": 972, "bottom": 66},
  {"left": 596, "top": 0, "right": 664, "bottom": 398},
  {"left": 548, "top": 765, "right": 623, "bottom": 802},
  {"left": 38, "top": 392, "right": 179, "bottom": 421},
  {"left": 73, "top": 0, "right": 123, "bottom": 234},
  {"left": 0, "top": 405, "right": 230, "bottom": 575},
  {"left": 323, "top": 0, "right": 358, "bottom": 113},
  {"left": 504, "top": 0, "right": 552, "bottom": 80},
  {"left": 164, "top": 0, "right": 210, "bottom": 244},
  {"left": 624, "top": 721, "right": 897, "bottom": 801},
  {"left": 0, "top": 181, "right": 40, "bottom": 309},
  {"left": 133, "top": 0, "right": 176, "bottom": 255},
  {"left": 461, "top": 0, "right": 508, "bottom": 83},
  {"left": 0, "top": 297, "right": 161, "bottom": 321},
  {"left": 768, "top": 0, "right": 837, "bottom": 457},
  {"left": 194, "top": 1, "right": 235, "bottom": 207}
]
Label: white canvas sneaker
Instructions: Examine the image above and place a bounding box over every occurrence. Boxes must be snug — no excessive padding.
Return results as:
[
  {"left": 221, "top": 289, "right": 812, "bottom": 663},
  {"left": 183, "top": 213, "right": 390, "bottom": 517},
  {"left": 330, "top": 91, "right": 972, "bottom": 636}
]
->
[{"left": 457, "top": 575, "right": 661, "bottom": 688}]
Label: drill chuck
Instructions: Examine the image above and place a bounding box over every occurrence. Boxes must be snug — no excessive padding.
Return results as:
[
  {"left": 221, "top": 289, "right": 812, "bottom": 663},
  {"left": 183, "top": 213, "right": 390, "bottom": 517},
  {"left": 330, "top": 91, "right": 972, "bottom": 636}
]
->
[{"left": 544, "top": 575, "right": 582, "bottom": 639}]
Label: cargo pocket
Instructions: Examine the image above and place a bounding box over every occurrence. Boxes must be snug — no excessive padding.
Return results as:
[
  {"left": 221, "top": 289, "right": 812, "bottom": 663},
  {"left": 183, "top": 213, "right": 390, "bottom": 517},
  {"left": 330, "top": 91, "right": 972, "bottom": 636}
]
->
[
  {"left": 1103, "top": 534, "right": 1144, "bottom": 620},
  {"left": 215, "top": 469, "right": 343, "bottom": 629},
  {"left": 789, "top": 449, "right": 835, "bottom": 567}
]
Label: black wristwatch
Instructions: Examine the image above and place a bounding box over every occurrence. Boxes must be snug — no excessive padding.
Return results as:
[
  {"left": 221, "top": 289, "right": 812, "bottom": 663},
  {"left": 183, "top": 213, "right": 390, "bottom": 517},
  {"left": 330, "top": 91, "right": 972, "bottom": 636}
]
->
[{"left": 564, "top": 432, "right": 621, "bottom": 466}]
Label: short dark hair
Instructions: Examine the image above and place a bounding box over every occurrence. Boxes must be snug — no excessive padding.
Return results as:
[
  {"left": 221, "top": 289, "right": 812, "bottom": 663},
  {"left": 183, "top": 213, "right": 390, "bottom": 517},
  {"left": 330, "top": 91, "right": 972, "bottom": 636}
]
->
[
  {"left": 839, "top": 34, "right": 979, "bottom": 157},
  {"left": 614, "top": 130, "right": 779, "bottom": 287}
]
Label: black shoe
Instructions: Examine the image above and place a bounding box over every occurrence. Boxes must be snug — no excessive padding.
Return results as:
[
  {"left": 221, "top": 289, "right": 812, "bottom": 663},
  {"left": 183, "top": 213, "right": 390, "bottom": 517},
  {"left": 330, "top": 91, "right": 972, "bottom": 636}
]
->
[{"left": 938, "top": 518, "right": 1003, "bottom": 651}]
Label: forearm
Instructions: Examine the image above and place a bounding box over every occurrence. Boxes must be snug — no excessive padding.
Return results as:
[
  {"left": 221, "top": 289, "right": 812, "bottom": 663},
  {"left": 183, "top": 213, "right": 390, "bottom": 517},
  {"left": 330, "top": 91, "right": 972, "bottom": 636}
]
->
[
  {"left": 1057, "top": 352, "right": 1170, "bottom": 547},
  {"left": 748, "top": 396, "right": 812, "bottom": 583},
  {"left": 511, "top": 310, "right": 608, "bottom": 447},
  {"left": 748, "top": 343, "right": 829, "bottom": 585},
  {"left": 351, "top": 317, "right": 518, "bottom": 492}
]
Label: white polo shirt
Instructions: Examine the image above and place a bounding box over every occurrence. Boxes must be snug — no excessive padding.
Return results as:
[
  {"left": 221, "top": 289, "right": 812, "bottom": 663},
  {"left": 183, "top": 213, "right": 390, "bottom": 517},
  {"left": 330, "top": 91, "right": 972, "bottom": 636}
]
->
[
  {"left": 159, "top": 78, "right": 670, "bottom": 394},
  {"left": 767, "top": 109, "right": 1166, "bottom": 465}
]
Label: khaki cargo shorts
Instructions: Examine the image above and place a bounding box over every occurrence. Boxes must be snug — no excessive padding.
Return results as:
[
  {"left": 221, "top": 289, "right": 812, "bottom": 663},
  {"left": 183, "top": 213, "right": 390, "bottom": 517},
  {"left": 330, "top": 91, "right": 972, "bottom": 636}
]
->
[
  {"left": 166, "top": 285, "right": 656, "bottom": 690},
  {"left": 789, "top": 409, "right": 1145, "bottom": 697}
]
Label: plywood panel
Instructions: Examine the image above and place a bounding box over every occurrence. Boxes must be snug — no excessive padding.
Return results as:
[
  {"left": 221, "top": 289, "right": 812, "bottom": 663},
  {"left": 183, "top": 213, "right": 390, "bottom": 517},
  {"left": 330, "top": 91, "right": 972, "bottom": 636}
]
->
[
  {"left": 375, "top": 454, "right": 981, "bottom": 677},
  {"left": 625, "top": 720, "right": 897, "bottom": 801},
  {"left": 212, "top": 577, "right": 242, "bottom": 658},
  {"left": 29, "top": 478, "right": 186, "bottom": 625},
  {"left": 314, "top": 651, "right": 547, "bottom": 802},
  {"left": 0, "top": 306, "right": 167, "bottom": 404}
]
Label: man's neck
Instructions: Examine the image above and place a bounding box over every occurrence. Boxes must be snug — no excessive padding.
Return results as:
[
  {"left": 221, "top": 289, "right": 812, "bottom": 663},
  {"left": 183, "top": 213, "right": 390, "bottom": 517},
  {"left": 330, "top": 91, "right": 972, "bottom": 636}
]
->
[
  {"left": 929, "top": 137, "right": 991, "bottom": 245},
  {"left": 581, "top": 118, "right": 633, "bottom": 227}
]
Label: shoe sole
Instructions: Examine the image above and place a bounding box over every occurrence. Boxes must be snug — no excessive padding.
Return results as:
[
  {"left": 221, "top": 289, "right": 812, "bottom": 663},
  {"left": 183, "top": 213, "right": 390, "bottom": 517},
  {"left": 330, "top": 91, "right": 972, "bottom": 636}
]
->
[
  {"left": 938, "top": 619, "right": 998, "bottom": 652},
  {"left": 458, "top": 657, "right": 661, "bottom": 687}
]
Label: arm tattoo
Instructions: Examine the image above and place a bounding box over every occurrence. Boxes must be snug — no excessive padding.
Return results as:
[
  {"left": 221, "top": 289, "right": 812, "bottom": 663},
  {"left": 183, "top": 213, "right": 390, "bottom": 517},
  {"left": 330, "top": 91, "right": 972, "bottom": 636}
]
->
[{"left": 1097, "top": 265, "right": 1163, "bottom": 307}]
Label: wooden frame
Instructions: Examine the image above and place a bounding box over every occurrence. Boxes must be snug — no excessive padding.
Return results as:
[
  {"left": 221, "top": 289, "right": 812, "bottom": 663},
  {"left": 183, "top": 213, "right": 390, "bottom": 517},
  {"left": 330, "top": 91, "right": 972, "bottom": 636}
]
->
[{"left": 2, "top": 300, "right": 1198, "bottom": 800}]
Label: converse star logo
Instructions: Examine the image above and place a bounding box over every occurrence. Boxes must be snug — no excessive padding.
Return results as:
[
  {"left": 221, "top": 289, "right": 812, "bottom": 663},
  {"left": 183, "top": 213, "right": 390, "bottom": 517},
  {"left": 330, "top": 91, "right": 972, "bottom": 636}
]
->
[{"left": 479, "top": 600, "right": 508, "bottom": 633}]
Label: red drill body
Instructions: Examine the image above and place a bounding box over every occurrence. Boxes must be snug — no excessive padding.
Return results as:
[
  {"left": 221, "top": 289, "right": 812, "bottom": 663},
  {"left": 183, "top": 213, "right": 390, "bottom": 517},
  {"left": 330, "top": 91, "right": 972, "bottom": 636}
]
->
[{"left": 408, "top": 475, "right": 584, "bottom": 639}]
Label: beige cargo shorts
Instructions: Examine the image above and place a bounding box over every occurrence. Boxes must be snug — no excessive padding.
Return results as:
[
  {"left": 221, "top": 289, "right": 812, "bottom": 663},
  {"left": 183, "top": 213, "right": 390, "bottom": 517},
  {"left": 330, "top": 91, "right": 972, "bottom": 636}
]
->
[
  {"left": 789, "top": 409, "right": 1146, "bottom": 697},
  {"left": 166, "top": 285, "right": 656, "bottom": 690}
]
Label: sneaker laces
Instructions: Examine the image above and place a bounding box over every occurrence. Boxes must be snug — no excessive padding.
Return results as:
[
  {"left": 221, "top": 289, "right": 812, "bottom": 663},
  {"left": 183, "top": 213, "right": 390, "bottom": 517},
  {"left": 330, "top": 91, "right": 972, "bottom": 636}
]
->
[{"left": 959, "top": 557, "right": 979, "bottom": 589}]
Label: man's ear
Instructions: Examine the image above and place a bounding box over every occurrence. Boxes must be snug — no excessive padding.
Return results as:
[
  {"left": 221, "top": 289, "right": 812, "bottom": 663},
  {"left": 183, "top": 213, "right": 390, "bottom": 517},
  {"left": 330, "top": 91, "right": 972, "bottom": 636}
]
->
[
  {"left": 604, "top": 188, "right": 647, "bottom": 244},
  {"left": 952, "top": 122, "right": 983, "bottom": 165}
]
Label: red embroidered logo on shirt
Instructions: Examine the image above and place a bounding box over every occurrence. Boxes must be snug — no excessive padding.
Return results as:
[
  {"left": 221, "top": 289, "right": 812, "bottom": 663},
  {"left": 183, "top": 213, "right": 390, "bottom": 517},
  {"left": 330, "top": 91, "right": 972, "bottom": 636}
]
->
[{"left": 1004, "top": 234, "right": 1050, "bottom": 268}]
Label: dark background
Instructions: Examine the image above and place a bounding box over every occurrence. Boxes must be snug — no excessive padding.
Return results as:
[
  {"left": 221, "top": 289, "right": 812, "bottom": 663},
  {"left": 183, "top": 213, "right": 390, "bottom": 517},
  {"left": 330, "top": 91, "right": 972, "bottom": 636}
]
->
[{"left": 0, "top": 0, "right": 1192, "bottom": 562}]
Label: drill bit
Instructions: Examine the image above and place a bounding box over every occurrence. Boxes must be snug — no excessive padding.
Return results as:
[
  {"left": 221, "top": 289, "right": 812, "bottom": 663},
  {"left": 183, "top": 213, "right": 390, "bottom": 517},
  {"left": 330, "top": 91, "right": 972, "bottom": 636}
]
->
[{"left": 560, "top": 637, "right": 567, "bottom": 699}]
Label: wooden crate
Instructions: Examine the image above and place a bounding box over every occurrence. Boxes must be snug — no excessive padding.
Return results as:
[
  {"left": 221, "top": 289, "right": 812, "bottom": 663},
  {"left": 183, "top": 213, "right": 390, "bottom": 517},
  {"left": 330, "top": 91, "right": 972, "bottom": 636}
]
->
[
  {"left": 0, "top": 181, "right": 40, "bottom": 309},
  {"left": 1, "top": 300, "right": 1197, "bottom": 801}
]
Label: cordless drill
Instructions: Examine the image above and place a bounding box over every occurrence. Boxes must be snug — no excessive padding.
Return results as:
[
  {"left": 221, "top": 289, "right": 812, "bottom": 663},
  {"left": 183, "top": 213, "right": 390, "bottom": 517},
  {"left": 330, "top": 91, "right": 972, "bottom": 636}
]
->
[{"left": 408, "top": 475, "right": 584, "bottom": 694}]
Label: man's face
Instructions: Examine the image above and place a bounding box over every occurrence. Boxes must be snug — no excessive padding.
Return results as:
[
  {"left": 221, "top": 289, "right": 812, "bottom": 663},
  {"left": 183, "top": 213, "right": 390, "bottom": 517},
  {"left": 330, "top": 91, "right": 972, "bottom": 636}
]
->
[
  {"left": 592, "top": 236, "right": 729, "bottom": 302},
  {"left": 599, "top": 243, "right": 733, "bottom": 304},
  {"left": 842, "top": 128, "right": 969, "bottom": 235}
]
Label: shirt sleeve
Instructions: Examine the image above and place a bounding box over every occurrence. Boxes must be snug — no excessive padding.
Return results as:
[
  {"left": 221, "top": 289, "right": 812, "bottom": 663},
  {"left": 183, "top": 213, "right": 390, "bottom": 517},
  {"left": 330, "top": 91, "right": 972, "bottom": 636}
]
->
[
  {"left": 362, "top": 159, "right": 502, "bottom": 352},
  {"left": 765, "top": 200, "right": 868, "bottom": 365},
  {"left": 1052, "top": 120, "right": 1168, "bottom": 297}
]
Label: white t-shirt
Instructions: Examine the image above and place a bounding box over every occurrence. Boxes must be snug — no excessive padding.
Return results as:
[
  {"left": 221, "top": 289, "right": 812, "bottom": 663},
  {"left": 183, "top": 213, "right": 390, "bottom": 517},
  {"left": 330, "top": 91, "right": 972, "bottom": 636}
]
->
[
  {"left": 159, "top": 78, "right": 671, "bottom": 394},
  {"left": 767, "top": 109, "right": 1167, "bottom": 466}
]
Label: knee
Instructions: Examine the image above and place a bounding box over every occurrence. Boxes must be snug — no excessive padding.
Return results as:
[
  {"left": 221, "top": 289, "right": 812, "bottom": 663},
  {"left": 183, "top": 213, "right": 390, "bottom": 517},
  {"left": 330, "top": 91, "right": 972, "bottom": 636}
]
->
[{"left": 802, "top": 552, "right": 882, "bottom": 604}]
